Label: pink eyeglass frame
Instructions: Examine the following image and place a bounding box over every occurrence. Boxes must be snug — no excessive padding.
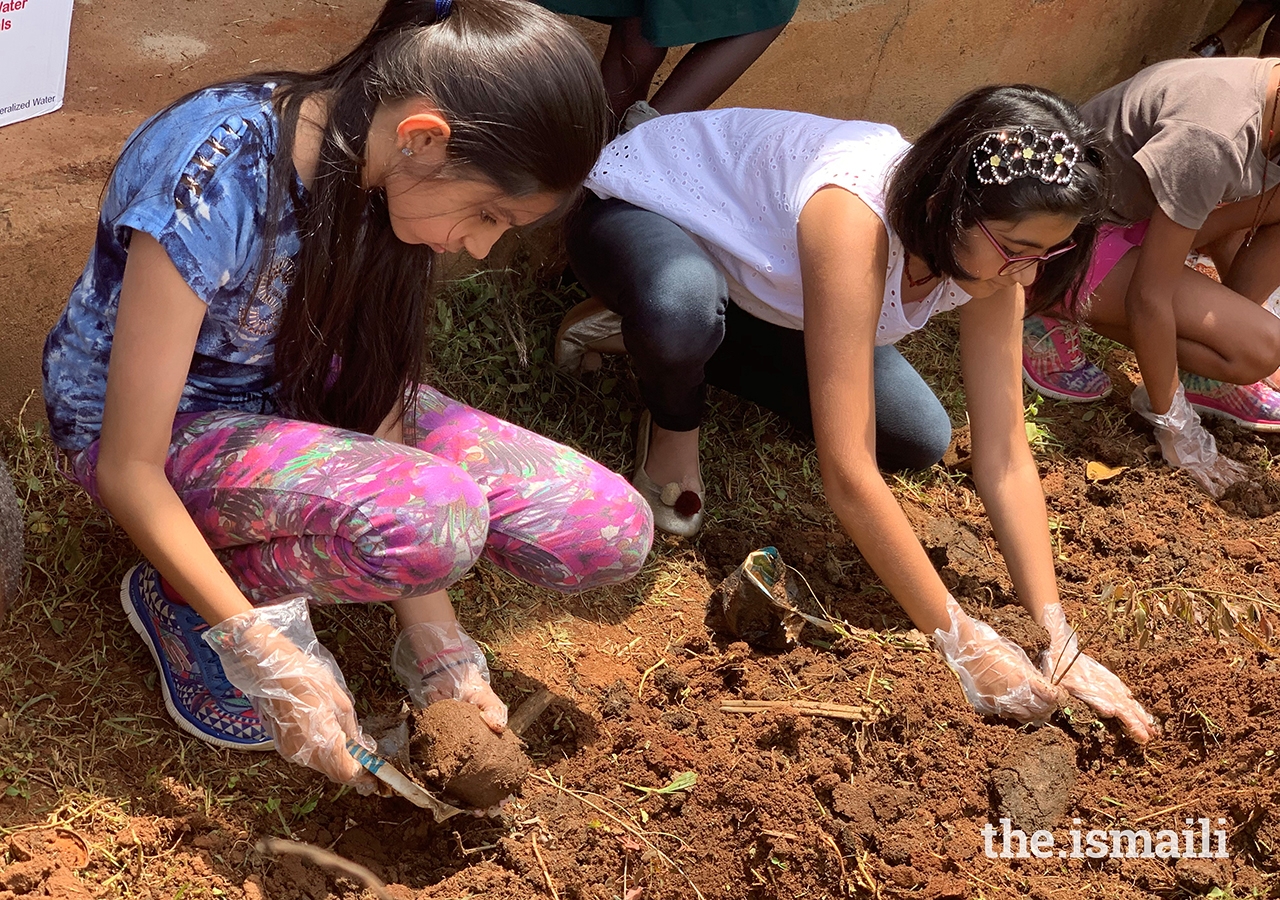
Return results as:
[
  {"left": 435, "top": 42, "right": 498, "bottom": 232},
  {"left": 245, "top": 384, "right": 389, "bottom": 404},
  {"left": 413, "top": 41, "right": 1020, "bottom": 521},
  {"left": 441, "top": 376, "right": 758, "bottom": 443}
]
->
[{"left": 976, "top": 219, "right": 1076, "bottom": 279}]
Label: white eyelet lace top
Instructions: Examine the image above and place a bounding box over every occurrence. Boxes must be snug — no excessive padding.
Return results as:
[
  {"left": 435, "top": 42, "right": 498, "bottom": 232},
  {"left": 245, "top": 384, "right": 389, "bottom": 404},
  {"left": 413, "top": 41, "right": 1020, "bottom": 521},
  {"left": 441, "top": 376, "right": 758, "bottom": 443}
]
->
[{"left": 585, "top": 108, "right": 972, "bottom": 345}]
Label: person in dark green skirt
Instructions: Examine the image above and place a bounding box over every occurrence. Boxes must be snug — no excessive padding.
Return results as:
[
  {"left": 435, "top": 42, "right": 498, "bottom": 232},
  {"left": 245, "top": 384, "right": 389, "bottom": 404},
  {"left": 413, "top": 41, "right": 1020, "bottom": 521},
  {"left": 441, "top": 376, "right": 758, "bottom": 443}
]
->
[{"left": 536, "top": 0, "right": 798, "bottom": 121}]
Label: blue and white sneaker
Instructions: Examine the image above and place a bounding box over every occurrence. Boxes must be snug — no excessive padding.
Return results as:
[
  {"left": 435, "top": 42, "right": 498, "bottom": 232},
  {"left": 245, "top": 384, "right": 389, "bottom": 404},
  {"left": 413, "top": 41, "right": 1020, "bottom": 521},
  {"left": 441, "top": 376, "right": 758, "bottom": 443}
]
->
[{"left": 121, "top": 562, "right": 274, "bottom": 750}]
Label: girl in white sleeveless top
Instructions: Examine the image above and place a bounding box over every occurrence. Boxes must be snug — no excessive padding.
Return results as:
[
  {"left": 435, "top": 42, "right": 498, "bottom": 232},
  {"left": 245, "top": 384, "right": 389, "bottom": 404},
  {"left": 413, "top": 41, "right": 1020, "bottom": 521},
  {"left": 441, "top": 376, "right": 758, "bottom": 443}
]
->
[{"left": 560, "top": 86, "right": 1157, "bottom": 742}]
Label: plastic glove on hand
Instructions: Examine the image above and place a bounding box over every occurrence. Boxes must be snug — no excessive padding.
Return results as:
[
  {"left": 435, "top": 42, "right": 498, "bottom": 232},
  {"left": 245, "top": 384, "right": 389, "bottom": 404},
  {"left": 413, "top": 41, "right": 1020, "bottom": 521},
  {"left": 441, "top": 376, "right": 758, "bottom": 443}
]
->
[
  {"left": 1130, "top": 384, "right": 1251, "bottom": 499},
  {"left": 204, "top": 597, "right": 377, "bottom": 792},
  {"left": 1039, "top": 603, "right": 1159, "bottom": 744},
  {"left": 1185, "top": 454, "right": 1253, "bottom": 500},
  {"left": 392, "top": 622, "right": 509, "bottom": 732},
  {"left": 932, "top": 595, "right": 1066, "bottom": 722}
]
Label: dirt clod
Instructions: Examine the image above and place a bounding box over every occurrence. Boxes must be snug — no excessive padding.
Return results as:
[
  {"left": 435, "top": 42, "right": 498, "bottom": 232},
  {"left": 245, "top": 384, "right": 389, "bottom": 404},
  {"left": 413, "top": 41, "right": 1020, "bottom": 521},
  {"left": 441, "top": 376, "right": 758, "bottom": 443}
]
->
[
  {"left": 408, "top": 700, "right": 530, "bottom": 809},
  {"left": 990, "top": 727, "right": 1077, "bottom": 831},
  {"left": 1173, "top": 856, "right": 1227, "bottom": 893}
]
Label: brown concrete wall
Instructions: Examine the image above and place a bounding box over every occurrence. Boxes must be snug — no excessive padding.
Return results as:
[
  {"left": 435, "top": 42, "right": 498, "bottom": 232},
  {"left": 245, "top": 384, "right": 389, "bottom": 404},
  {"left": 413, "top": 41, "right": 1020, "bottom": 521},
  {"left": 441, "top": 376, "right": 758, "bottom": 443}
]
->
[
  {"left": 571, "top": 0, "right": 1240, "bottom": 135},
  {"left": 0, "top": 0, "right": 1252, "bottom": 419}
]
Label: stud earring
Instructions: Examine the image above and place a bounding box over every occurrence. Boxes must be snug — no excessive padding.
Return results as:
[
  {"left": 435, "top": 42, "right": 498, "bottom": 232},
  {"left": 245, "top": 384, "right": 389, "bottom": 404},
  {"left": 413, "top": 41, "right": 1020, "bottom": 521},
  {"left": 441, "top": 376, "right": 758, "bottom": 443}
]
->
[{"left": 401, "top": 147, "right": 413, "bottom": 157}]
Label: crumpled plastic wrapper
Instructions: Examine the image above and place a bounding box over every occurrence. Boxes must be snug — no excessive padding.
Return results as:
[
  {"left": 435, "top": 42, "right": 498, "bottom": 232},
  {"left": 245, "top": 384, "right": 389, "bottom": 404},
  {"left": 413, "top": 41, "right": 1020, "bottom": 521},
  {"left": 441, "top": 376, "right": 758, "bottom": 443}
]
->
[{"left": 706, "top": 546, "right": 805, "bottom": 651}]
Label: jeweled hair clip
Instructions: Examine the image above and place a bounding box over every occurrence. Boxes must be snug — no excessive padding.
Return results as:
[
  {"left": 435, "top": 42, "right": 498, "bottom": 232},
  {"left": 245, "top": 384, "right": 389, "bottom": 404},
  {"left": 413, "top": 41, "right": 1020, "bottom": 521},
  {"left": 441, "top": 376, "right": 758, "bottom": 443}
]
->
[{"left": 973, "top": 127, "right": 1079, "bottom": 186}]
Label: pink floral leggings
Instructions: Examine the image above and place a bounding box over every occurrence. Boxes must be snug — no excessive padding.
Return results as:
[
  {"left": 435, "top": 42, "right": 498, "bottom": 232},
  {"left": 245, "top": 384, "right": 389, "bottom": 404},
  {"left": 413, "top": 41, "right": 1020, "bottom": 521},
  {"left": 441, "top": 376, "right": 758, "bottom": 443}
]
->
[{"left": 70, "top": 385, "right": 654, "bottom": 605}]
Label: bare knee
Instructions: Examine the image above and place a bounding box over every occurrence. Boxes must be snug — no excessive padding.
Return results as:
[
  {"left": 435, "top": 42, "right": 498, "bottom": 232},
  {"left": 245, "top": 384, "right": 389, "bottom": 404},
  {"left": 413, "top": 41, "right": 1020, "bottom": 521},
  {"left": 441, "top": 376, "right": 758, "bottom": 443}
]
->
[
  {"left": 1227, "top": 317, "right": 1280, "bottom": 383},
  {"left": 359, "top": 461, "right": 490, "bottom": 594}
]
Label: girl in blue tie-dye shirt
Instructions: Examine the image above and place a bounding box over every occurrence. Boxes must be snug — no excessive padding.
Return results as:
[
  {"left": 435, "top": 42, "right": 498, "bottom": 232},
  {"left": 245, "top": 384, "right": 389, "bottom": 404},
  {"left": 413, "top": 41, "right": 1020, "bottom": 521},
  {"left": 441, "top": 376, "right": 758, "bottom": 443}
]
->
[{"left": 42, "top": 0, "right": 652, "bottom": 792}]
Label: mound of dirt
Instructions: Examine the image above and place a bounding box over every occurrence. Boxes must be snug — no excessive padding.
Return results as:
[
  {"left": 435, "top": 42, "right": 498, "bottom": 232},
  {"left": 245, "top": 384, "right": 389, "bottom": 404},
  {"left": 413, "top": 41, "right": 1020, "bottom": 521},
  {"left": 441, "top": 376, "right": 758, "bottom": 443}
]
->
[
  {"left": 408, "top": 700, "right": 530, "bottom": 809},
  {"left": 990, "top": 726, "right": 1077, "bottom": 831}
]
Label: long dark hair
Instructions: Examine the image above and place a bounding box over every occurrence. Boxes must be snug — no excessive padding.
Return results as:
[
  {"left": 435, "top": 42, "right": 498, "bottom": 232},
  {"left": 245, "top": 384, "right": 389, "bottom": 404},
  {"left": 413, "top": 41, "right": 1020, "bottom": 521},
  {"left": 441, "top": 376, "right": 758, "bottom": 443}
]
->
[
  {"left": 241, "top": 0, "right": 608, "bottom": 432},
  {"left": 886, "top": 85, "right": 1109, "bottom": 317}
]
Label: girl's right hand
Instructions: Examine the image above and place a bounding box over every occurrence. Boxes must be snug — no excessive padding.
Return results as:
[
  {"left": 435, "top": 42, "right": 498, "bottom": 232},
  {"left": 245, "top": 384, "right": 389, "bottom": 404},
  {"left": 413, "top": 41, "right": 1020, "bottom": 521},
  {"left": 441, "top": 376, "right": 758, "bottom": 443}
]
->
[
  {"left": 932, "top": 595, "right": 1067, "bottom": 722},
  {"left": 204, "top": 596, "right": 378, "bottom": 791},
  {"left": 1130, "top": 383, "right": 1252, "bottom": 499}
]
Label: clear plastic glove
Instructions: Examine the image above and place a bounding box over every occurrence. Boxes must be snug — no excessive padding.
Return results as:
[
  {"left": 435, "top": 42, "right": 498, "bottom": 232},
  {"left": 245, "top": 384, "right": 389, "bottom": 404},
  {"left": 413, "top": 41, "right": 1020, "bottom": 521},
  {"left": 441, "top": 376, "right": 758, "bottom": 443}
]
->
[
  {"left": 1130, "top": 383, "right": 1251, "bottom": 499},
  {"left": 392, "top": 622, "right": 509, "bottom": 732},
  {"left": 1039, "top": 603, "right": 1159, "bottom": 744},
  {"left": 932, "top": 595, "right": 1066, "bottom": 722},
  {"left": 204, "top": 596, "right": 377, "bottom": 792}
]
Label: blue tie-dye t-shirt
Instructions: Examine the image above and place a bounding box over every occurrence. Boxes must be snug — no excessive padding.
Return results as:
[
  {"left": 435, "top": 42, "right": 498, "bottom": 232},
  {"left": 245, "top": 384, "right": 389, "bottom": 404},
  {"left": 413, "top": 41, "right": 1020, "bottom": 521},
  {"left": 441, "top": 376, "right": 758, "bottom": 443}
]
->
[{"left": 42, "top": 83, "right": 303, "bottom": 451}]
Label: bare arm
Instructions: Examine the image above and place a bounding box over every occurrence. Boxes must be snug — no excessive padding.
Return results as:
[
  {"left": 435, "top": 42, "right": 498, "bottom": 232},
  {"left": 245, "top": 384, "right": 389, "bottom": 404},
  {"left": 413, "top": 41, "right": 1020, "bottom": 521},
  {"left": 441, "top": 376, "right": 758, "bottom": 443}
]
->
[
  {"left": 96, "top": 233, "right": 254, "bottom": 625},
  {"left": 958, "top": 287, "right": 1059, "bottom": 624},
  {"left": 1125, "top": 208, "right": 1197, "bottom": 414},
  {"left": 798, "top": 187, "right": 952, "bottom": 634}
]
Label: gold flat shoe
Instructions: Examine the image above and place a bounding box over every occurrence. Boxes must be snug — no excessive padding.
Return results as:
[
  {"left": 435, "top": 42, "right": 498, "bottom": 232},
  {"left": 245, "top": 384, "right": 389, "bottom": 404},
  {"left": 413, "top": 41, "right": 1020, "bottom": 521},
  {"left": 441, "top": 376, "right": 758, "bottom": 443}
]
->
[
  {"left": 632, "top": 410, "right": 704, "bottom": 538},
  {"left": 554, "top": 297, "right": 625, "bottom": 375}
]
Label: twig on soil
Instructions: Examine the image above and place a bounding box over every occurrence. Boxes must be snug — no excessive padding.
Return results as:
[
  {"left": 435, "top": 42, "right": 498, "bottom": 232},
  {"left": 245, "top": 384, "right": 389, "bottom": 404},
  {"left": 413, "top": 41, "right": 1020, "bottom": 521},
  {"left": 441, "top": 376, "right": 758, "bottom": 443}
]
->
[
  {"left": 816, "top": 830, "right": 850, "bottom": 896},
  {"left": 508, "top": 688, "right": 555, "bottom": 736},
  {"left": 1128, "top": 790, "right": 1251, "bottom": 825},
  {"left": 719, "top": 700, "right": 881, "bottom": 722},
  {"left": 623, "top": 771, "right": 697, "bottom": 798},
  {"left": 256, "top": 838, "right": 393, "bottom": 900},
  {"left": 526, "top": 771, "right": 706, "bottom": 900},
  {"left": 530, "top": 830, "right": 560, "bottom": 900},
  {"left": 853, "top": 848, "right": 880, "bottom": 899},
  {"left": 636, "top": 658, "right": 666, "bottom": 701}
]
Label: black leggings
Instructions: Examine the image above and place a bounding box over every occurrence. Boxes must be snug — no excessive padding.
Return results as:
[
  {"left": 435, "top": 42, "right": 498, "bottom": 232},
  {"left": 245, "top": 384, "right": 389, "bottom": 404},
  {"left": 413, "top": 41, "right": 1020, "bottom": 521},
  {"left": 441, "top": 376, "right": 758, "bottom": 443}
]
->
[{"left": 567, "top": 197, "right": 953, "bottom": 471}]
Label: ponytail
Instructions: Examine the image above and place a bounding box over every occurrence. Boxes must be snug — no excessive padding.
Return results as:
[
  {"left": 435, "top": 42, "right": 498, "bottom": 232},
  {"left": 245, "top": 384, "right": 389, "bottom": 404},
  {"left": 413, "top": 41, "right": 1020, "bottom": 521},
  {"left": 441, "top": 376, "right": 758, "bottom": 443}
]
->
[{"left": 258, "top": 0, "right": 608, "bottom": 432}]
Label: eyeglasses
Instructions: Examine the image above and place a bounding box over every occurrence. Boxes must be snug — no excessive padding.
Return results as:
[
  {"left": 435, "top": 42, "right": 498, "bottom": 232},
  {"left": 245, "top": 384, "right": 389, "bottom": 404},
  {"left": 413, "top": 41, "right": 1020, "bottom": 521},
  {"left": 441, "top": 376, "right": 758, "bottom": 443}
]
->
[{"left": 976, "top": 219, "right": 1076, "bottom": 279}]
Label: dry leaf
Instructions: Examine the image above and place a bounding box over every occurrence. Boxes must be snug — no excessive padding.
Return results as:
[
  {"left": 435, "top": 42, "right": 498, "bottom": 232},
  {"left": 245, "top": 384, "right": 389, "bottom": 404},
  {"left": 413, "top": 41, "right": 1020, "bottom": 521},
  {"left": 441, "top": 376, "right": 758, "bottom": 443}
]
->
[{"left": 1085, "top": 461, "right": 1128, "bottom": 482}]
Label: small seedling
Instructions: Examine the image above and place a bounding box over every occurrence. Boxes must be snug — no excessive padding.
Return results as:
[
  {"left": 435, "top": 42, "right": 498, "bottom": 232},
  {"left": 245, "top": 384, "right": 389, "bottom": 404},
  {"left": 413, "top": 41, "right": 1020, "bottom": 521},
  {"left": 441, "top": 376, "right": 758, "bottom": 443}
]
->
[{"left": 1047, "top": 614, "right": 1112, "bottom": 686}]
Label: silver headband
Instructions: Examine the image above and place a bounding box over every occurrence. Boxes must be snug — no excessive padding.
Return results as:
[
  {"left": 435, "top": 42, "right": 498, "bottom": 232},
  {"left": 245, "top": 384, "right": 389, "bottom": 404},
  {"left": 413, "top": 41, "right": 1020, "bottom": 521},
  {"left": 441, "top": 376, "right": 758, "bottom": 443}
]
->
[{"left": 973, "top": 127, "right": 1079, "bottom": 186}]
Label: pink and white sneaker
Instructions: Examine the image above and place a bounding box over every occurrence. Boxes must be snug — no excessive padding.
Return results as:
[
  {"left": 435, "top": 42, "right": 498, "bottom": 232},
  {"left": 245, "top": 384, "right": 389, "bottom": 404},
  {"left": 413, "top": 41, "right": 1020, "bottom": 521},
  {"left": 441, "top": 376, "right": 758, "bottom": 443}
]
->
[
  {"left": 1022, "top": 315, "right": 1113, "bottom": 402},
  {"left": 1182, "top": 373, "right": 1280, "bottom": 433}
]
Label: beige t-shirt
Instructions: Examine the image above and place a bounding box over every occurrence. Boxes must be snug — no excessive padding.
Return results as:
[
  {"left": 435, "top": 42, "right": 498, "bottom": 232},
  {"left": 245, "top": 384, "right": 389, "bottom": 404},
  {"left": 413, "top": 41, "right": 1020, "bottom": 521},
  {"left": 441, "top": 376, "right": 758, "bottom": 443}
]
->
[{"left": 1081, "top": 57, "right": 1280, "bottom": 230}]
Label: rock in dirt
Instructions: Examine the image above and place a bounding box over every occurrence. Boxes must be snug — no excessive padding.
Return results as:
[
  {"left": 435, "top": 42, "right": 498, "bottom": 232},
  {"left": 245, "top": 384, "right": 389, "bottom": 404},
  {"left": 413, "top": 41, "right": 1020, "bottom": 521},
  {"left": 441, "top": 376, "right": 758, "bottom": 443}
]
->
[
  {"left": 408, "top": 701, "right": 530, "bottom": 809},
  {"left": 1174, "top": 856, "right": 1227, "bottom": 893},
  {"left": 989, "top": 727, "right": 1076, "bottom": 832},
  {"left": 1222, "top": 538, "right": 1258, "bottom": 560}
]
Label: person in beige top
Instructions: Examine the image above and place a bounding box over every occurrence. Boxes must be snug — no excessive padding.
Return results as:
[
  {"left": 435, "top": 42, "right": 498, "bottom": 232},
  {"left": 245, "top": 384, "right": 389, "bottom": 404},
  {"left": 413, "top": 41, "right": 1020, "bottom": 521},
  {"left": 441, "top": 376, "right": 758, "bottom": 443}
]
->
[{"left": 1021, "top": 57, "right": 1280, "bottom": 498}]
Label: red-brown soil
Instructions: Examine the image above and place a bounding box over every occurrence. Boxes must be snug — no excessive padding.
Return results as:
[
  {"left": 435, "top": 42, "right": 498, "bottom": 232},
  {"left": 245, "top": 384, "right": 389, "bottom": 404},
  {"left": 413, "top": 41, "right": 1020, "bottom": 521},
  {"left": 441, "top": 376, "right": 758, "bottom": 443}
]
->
[
  {"left": 1, "top": 1, "right": 1278, "bottom": 898},
  {"left": 408, "top": 700, "right": 530, "bottom": 810},
  {"left": 4, "top": 386, "right": 1279, "bottom": 898}
]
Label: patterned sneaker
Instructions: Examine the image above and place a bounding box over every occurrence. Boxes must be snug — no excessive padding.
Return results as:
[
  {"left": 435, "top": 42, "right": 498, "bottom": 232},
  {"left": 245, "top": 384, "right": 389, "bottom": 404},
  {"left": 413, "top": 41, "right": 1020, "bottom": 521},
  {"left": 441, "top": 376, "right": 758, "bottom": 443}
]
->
[
  {"left": 121, "top": 562, "right": 274, "bottom": 750},
  {"left": 1181, "top": 372, "right": 1280, "bottom": 433},
  {"left": 1022, "top": 315, "right": 1113, "bottom": 402}
]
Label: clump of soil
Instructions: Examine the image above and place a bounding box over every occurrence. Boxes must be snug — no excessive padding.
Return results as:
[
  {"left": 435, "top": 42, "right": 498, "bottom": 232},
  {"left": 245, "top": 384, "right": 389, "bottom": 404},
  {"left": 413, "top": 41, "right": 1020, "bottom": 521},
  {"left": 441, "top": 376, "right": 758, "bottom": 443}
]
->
[
  {"left": 990, "top": 726, "right": 1077, "bottom": 831},
  {"left": 408, "top": 700, "right": 531, "bottom": 809},
  {"left": 986, "top": 605, "right": 1051, "bottom": 660}
]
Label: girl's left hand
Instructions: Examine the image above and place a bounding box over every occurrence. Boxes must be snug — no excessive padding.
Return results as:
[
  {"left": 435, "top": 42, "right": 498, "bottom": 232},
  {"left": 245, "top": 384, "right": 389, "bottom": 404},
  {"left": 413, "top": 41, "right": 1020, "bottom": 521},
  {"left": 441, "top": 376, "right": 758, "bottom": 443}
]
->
[
  {"left": 1039, "top": 603, "right": 1160, "bottom": 744},
  {"left": 392, "top": 622, "right": 509, "bottom": 732}
]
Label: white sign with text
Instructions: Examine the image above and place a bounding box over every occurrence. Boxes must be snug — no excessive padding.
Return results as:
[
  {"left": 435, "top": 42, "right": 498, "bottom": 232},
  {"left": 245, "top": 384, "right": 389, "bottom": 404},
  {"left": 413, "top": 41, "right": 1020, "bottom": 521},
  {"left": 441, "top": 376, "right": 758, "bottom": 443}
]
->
[{"left": 0, "top": 0, "right": 75, "bottom": 128}]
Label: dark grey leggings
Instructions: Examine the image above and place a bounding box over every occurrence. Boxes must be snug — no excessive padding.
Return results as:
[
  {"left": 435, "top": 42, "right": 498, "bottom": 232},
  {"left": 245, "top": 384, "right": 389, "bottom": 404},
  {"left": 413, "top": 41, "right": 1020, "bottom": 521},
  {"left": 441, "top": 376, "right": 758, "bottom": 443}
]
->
[{"left": 567, "top": 197, "right": 953, "bottom": 471}]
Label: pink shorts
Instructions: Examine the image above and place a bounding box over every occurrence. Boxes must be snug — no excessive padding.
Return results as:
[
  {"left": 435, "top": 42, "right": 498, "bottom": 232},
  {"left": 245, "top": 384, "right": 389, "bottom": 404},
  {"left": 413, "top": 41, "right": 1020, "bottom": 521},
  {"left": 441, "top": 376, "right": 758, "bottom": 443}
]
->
[{"left": 1068, "top": 219, "right": 1148, "bottom": 313}]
